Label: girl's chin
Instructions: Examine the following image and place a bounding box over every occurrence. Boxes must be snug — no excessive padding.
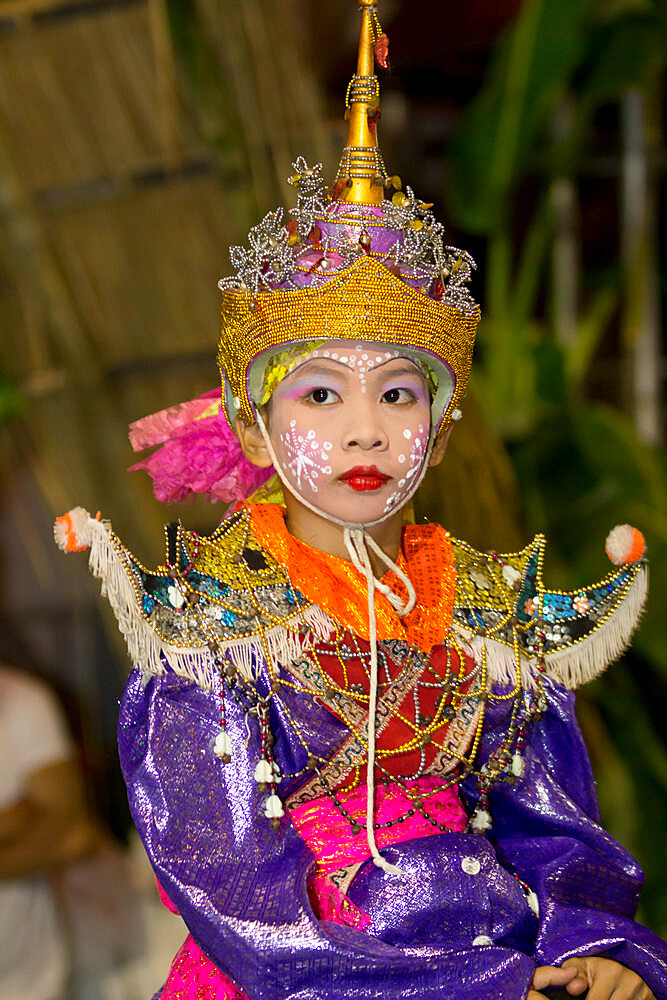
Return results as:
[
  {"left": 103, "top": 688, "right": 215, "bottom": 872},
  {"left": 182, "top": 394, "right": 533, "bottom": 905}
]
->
[{"left": 296, "top": 489, "right": 407, "bottom": 524}]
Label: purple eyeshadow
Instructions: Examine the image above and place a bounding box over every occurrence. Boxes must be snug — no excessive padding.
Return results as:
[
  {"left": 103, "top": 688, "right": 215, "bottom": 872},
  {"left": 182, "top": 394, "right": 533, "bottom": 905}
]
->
[{"left": 279, "top": 377, "right": 340, "bottom": 400}]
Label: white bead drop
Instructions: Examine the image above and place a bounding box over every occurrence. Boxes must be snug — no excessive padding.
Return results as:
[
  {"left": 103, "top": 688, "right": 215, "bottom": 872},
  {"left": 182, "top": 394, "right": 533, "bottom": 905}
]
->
[
  {"left": 254, "top": 760, "right": 273, "bottom": 783},
  {"left": 264, "top": 794, "right": 284, "bottom": 819},
  {"left": 213, "top": 731, "right": 232, "bottom": 758},
  {"left": 471, "top": 809, "right": 492, "bottom": 833},
  {"left": 502, "top": 565, "right": 521, "bottom": 586},
  {"left": 167, "top": 585, "right": 185, "bottom": 609}
]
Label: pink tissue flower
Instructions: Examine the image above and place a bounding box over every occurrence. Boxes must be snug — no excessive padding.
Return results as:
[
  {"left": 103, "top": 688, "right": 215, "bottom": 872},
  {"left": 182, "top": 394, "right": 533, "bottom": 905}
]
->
[{"left": 128, "top": 390, "right": 272, "bottom": 504}]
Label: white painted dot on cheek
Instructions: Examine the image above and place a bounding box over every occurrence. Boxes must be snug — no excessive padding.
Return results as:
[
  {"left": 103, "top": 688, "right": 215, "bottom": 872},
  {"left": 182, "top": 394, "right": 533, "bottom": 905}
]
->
[
  {"left": 323, "top": 442, "right": 332, "bottom": 451},
  {"left": 398, "top": 454, "right": 406, "bottom": 464},
  {"left": 403, "top": 429, "right": 412, "bottom": 439}
]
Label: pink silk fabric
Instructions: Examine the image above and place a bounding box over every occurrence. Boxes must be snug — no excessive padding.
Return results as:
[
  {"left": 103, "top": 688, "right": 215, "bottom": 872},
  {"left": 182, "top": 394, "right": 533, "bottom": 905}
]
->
[{"left": 159, "top": 779, "right": 467, "bottom": 999}]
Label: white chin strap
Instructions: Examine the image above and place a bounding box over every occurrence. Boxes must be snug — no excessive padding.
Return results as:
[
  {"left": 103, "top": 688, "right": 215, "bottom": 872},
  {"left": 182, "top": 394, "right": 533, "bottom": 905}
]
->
[{"left": 254, "top": 409, "right": 438, "bottom": 877}]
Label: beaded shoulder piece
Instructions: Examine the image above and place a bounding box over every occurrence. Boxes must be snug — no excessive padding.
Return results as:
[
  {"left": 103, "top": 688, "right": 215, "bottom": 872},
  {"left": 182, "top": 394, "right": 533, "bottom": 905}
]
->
[
  {"left": 54, "top": 506, "right": 332, "bottom": 689},
  {"left": 54, "top": 506, "right": 647, "bottom": 695},
  {"left": 450, "top": 534, "right": 648, "bottom": 690}
]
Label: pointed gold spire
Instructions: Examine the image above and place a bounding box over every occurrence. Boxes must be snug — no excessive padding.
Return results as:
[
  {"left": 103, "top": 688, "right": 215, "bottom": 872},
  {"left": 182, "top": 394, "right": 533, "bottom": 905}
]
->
[{"left": 335, "top": 0, "right": 387, "bottom": 205}]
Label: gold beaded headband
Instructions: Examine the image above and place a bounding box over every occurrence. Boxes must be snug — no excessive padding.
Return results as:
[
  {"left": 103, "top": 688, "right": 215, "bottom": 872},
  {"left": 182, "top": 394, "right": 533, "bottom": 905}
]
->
[{"left": 217, "top": 256, "right": 478, "bottom": 430}]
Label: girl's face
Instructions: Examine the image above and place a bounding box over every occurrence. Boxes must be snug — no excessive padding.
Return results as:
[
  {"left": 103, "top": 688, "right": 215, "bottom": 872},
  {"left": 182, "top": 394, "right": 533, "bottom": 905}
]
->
[{"left": 266, "top": 343, "right": 432, "bottom": 524}]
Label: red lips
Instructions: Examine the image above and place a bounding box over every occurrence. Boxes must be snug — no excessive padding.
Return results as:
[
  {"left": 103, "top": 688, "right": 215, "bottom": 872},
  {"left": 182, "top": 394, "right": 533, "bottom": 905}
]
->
[{"left": 339, "top": 465, "right": 391, "bottom": 492}]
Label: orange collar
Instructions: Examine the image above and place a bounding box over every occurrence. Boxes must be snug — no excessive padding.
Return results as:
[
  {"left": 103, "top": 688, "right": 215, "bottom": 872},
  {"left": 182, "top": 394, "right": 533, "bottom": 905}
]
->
[{"left": 246, "top": 502, "right": 455, "bottom": 654}]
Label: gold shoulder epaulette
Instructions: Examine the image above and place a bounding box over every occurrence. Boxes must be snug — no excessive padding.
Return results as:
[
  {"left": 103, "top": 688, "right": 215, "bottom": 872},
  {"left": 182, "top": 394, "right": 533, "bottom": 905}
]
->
[{"left": 451, "top": 532, "right": 648, "bottom": 689}]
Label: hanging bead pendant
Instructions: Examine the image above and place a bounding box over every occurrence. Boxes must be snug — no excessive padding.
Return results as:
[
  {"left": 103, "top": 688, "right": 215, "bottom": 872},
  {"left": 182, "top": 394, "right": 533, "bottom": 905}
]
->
[
  {"left": 470, "top": 808, "right": 492, "bottom": 833},
  {"left": 265, "top": 793, "right": 285, "bottom": 830},
  {"left": 213, "top": 730, "right": 232, "bottom": 764}
]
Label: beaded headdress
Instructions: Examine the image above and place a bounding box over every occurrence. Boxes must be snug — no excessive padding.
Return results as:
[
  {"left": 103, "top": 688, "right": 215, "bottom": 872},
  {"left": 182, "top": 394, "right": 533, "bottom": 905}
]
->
[{"left": 217, "top": 0, "right": 480, "bottom": 434}]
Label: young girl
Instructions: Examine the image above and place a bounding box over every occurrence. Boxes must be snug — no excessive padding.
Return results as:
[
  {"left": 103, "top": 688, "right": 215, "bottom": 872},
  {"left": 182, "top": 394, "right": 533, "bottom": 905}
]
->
[{"left": 56, "top": 2, "right": 666, "bottom": 997}]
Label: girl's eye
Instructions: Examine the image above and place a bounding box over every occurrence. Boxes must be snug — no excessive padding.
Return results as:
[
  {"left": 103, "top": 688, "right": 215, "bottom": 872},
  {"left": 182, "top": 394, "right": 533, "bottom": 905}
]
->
[
  {"left": 382, "top": 387, "right": 413, "bottom": 404},
  {"left": 306, "top": 387, "right": 338, "bottom": 404}
]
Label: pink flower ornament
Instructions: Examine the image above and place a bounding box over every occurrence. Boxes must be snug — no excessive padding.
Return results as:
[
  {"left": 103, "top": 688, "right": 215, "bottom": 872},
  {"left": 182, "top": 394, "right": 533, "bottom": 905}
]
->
[{"left": 128, "top": 389, "right": 273, "bottom": 504}]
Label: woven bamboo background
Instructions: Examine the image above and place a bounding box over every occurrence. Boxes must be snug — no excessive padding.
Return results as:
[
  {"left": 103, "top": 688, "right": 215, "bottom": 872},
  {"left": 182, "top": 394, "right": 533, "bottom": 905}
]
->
[{"left": 0, "top": 0, "right": 521, "bottom": 667}]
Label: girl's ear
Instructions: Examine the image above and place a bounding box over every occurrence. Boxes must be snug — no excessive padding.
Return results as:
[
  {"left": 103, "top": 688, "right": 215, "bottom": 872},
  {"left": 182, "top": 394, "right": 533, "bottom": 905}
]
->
[
  {"left": 235, "top": 416, "right": 274, "bottom": 468},
  {"left": 428, "top": 424, "right": 453, "bottom": 468}
]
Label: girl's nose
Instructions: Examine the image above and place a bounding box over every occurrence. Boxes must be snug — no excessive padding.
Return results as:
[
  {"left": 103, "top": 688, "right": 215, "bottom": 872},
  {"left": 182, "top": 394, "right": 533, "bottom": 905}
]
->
[{"left": 342, "top": 409, "right": 389, "bottom": 451}]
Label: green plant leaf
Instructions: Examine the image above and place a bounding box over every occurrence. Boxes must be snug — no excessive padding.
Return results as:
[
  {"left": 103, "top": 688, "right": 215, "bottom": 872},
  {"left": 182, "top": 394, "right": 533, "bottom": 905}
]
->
[
  {"left": 446, "top": 0, "right": 589, "bottom": 233},
  {"left": 579, "top": 10, "right": 666, "bottom": 108}
]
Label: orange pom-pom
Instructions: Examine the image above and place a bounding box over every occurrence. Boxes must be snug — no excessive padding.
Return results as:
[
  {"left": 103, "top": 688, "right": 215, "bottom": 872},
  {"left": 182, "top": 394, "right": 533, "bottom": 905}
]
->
[
  {"left": 54, "top": 507, "right": 94, "bottom": 552},
  {"left": 605, "top": 524, "right": 646, "bottom": 566}
]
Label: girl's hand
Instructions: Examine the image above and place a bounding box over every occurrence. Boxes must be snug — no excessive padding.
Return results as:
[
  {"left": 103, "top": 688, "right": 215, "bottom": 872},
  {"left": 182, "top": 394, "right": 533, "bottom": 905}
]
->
[
  {"left": 561, "top": 956, "right": 655, "bottom": 999},
  {"left": 527, "top": 965, "right": 581, "bottom": 999}
]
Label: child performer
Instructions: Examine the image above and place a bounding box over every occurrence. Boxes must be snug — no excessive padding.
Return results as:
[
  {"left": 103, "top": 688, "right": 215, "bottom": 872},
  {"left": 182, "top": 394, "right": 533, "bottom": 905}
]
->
[{"left": 56, "top": 2, "right": 665, "bottom": 998}]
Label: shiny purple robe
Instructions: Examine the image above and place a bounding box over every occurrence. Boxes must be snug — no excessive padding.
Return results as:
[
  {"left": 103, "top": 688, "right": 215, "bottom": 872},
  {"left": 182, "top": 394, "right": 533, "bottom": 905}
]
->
[{"left": 119, "top": 666, "right": 667, "bottom": 999}]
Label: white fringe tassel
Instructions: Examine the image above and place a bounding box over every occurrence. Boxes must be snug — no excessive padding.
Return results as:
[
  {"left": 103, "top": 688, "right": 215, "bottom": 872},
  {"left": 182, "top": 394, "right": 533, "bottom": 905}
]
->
[
  {"left": 61, "top": 511, "right": 648, "bottom": 697},
  {"left": 62, "top": 510, "right": 333, "bottom": 689},
  {"left": 542, "top": 565, "right": 648, "bottom": 689},
  {"left": 462, "top": 565, "right": 648, "bottom": 691}
]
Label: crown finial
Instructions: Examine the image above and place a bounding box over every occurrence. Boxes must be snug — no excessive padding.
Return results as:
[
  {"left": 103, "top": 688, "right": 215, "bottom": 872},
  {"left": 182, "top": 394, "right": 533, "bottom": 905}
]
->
[{"left": 335, "top": 0, "right": 387, "bottom": 205}]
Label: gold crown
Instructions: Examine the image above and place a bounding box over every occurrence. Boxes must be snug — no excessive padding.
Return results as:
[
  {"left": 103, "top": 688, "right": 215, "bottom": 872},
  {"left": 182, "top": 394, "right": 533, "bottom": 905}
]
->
[
  {"left": 217, "top": 0, "right": 480, "bottom": 429},
  {"left": 217, "top": 256, "right": 479, "bottom": 428}
]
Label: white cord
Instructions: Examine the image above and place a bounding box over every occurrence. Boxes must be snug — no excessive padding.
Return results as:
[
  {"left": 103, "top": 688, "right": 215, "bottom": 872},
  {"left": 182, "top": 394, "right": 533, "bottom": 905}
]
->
[
  {"left": 253, "top": 409, "right": 427, "bottom": 876},
  {"left": 364, "top": 532, "right": 416, "bottom": 616},
  {"left": 343, "top": 527, "right": 416, "bottom": 616},
  {"left": 346, "top": 529, "right": 404, "bottom": 876}
]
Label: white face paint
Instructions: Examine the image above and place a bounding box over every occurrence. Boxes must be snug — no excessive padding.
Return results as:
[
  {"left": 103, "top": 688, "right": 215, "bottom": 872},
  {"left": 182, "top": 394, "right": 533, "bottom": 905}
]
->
[
  {"left": 278, "top": 419, "right": 332, "bottom": 493},
  {"left": 382, "top": 423, "right": 427, "bottom": 513},
  {"left": 266, "top": 341, "right": 434, "bottom": 524},
  {"left": 308, "top": 344, "right": 401, "bottom": 393}
]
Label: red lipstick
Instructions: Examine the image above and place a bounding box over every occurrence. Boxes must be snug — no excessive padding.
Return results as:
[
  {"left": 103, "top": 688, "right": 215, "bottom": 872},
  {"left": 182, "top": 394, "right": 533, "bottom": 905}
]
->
[{"left": 339, "top": 465, "right": 391, "bottom": 492}]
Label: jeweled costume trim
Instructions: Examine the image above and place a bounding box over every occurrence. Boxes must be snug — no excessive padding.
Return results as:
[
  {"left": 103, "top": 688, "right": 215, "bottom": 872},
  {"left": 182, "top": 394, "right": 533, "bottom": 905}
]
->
[{"left": 68, "top": 504, "right": 647, "bottom": 695}]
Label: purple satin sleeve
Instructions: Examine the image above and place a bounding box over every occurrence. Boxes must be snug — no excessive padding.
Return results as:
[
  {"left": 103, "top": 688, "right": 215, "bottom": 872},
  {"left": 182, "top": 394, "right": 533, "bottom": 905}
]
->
[
  {"left": 119, "top": 668, "right": 537, "bottom": 999},
  {"left": 118, "top": 667, "right": 666, "bottom": 999},
  {"left": 479, "top": 680, "right": 667, "bottom": 998}
]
